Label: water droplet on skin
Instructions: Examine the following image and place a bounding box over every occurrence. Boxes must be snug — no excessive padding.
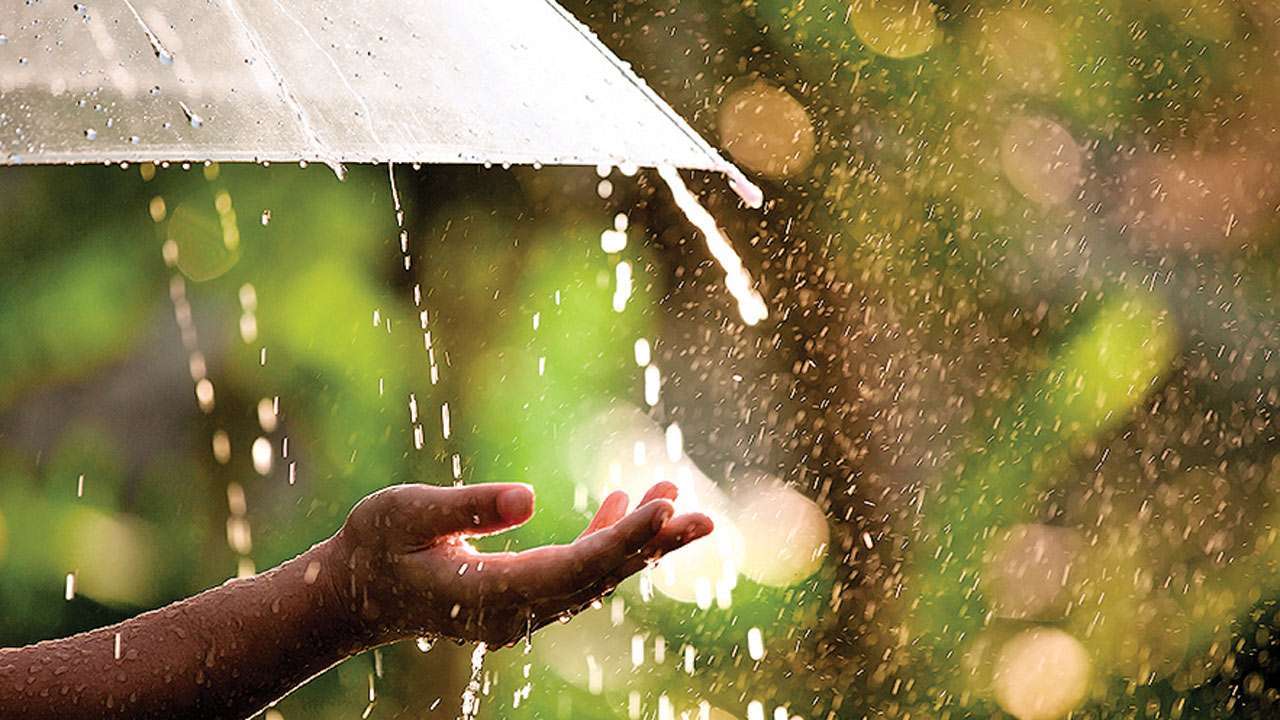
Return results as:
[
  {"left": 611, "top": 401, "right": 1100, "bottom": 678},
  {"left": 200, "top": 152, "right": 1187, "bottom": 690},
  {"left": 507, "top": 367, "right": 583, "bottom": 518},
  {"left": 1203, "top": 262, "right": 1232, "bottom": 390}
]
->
[
  {"left": 0, "top": 34, "right": 8, "bottom": 45},
  {"left": 83, "top": 128, "right": 97, "bottom": 140}
]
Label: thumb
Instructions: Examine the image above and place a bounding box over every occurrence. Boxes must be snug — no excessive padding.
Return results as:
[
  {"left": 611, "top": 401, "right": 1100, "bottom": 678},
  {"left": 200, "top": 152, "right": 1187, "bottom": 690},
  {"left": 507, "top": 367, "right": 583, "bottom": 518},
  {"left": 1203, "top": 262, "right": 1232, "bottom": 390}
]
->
[{"left": 375, "top": 482, "right": 535, "bottom": 542}]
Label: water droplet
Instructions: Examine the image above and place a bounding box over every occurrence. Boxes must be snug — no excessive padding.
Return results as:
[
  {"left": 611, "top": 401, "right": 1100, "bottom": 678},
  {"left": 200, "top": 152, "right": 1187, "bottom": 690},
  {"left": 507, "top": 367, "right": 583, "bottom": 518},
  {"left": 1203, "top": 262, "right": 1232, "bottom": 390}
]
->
[
  {"left": 83, "top": 128, "right": 97, "bottom": 140},
  {"left": 177, "top": 101, "right": 204, "bottom": 128},
  {"left": 747, "top": 627, "right": 765, "bottom": 660},
  {"left": 251, "top": 437, "right": 272, "bottom": 475}
]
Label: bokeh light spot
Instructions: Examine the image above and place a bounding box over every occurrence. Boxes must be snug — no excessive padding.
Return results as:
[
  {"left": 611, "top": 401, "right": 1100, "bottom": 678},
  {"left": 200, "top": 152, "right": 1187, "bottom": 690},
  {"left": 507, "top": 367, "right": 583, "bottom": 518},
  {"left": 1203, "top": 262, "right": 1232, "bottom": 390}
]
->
[
  {"left": 57, "top": 507, "right": 159, "bottom": 607},
  {"left": 719, "top": 80, "right": 816, "bottom": 179},
  {"left": 653, "top": 516, "right": 743, "bottom": 607},
  {"left": 169, "top": 202, "right": 240, "bottom": 282},
  {"left": 999, "top": 116, "right": 1085, "bottom": 207},
  {"left": 994, "top": 628, "right": 1090, "bottom": 720},
  {"left": 849, "top": 0, "right": 940, "bottom": 59},
  {"left": 978, "top": 10, "right": 1063, "bottom": 93},
  {"left": 735, "top": 481, "right": 829, "bottom": 587}
]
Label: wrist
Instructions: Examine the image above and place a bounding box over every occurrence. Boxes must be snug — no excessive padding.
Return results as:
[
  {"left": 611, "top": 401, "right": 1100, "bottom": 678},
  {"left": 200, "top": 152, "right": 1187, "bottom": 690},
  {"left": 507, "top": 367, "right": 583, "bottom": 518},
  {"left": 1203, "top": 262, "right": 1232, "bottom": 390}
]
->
[{"left": 307, "top": 532, "right": 380, "bottom": 654}]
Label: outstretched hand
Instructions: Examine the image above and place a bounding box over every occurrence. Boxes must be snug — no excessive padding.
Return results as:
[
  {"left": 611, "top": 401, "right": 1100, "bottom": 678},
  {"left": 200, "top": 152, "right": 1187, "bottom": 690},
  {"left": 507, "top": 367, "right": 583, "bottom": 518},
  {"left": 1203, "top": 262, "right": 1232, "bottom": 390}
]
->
[{"left": 327, "top": 481, "right": 713, "bottom": 647}]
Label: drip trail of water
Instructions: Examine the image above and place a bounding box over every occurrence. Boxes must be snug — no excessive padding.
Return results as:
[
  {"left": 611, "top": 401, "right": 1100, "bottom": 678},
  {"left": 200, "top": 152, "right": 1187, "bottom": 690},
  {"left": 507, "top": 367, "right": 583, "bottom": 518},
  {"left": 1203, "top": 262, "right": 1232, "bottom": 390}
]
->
[
  {"left": 656, "top": 165, "right": 768, "bottom": 326},
  {"left": 458, "top": 642, "right": 488, "bottom": 720}
]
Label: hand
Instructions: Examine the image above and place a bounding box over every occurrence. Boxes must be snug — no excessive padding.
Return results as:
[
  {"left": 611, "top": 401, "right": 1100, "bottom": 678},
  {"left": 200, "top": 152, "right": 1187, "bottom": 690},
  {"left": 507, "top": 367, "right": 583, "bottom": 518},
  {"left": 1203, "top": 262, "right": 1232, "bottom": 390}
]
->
[{"left": 325, "top": 481, "right": 713, "bottom": 647}]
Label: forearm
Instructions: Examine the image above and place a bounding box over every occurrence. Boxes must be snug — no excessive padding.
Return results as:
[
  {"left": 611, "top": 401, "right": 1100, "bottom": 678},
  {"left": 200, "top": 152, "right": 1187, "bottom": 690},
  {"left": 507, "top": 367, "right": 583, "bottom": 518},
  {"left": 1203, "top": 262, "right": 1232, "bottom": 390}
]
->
[{"left": 0, "top": 536, "right": 366, "bottom": 720}]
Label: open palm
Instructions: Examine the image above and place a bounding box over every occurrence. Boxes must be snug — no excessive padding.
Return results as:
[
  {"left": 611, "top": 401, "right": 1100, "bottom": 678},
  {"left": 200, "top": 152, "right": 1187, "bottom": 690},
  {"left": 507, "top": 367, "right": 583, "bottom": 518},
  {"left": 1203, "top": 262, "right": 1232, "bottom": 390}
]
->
[{"left": 331, "top": 480, "right": 712, "bottom": 647}]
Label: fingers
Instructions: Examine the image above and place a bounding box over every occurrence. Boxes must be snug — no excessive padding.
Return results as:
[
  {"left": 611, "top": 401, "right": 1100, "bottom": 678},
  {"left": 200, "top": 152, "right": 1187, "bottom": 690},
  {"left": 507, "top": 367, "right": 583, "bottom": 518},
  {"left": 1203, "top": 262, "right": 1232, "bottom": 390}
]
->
[
  {"left": 467, "top": 500, "right": 713, "bottom": 608},
  {"left": 609, "top": 512, "right": 714, "bottom": 582},
  {"left": 469, "top": 499, "right": 676, "bottom": 601},
  {"left": 572, "top": 499, "right": 677, "bottom": 574},
  {"left": 579, "top": 481, "right": 680, "bottom": 539},
  {"left": 529, "top": 510, "right": 714, "bottom": 624},
  {"left": 579, "top": 490, "right": 629, "bottom": 538},
  {"left": 375, "top": 482, "right": 536, "bottom": 544},
  {"left": 638, "top": 480, "right": 678, "bottom": 506}
]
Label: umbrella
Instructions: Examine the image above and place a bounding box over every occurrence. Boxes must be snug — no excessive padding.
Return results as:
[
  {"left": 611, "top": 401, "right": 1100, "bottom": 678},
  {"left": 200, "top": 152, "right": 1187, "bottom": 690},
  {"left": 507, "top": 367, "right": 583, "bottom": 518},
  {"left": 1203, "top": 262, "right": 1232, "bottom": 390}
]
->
[{"left": 0, "top": 0, "right": 760, "bottom": 206}]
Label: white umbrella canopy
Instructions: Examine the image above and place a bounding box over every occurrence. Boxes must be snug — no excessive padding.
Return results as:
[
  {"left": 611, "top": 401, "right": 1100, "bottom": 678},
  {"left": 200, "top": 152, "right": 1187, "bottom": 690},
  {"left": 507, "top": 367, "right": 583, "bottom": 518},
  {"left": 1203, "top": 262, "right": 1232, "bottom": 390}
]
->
[{"left": 0, "top": 0, "right": 759, "bottom": 203}]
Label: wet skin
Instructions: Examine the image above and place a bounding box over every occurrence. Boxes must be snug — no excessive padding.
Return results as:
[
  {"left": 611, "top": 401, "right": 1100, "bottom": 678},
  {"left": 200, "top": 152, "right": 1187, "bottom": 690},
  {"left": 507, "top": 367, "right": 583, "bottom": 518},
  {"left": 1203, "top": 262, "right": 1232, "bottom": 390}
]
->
[{"left": 0, "top": 481, "right": 712, "bottom": 719}]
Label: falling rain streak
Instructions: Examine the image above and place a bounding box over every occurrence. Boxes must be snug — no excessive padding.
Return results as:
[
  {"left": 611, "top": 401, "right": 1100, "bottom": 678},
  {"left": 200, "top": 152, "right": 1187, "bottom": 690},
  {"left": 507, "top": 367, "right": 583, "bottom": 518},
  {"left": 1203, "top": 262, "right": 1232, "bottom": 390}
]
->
[{"left": 389, "top": 163, "right": 462, "bottom": 480}]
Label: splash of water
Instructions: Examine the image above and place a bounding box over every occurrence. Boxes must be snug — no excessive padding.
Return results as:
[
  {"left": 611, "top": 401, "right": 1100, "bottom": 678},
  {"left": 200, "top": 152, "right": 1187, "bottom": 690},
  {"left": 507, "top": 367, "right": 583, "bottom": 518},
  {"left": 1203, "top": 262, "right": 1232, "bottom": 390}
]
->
[
  {"left": 458, "top": 642, "right": 488, "bottom": 720},
  {"left": 656, "top": 166, "right": 768, "bottom": 326}
]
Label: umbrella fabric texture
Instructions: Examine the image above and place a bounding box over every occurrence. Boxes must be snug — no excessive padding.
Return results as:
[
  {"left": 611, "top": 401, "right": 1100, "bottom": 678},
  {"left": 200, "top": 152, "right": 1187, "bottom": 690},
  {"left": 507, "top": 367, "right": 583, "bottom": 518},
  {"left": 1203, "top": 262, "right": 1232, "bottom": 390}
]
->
[{"left": 0, "top": 0, "right": 747, "bottom": 186}]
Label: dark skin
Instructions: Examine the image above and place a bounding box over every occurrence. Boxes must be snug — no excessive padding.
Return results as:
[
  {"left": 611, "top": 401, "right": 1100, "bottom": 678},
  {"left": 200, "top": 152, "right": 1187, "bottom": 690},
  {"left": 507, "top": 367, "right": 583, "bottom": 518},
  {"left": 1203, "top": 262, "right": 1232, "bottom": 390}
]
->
[{"left": 0, "top": 480, "right": 712, "bottom": 719}]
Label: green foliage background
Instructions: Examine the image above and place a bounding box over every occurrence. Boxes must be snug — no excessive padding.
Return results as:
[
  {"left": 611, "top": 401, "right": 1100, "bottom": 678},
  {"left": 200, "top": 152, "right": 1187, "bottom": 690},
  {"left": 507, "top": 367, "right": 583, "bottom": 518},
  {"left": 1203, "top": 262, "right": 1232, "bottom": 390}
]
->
[{"left": 5, "top": 0, "right": 1280, "bottom": 718}]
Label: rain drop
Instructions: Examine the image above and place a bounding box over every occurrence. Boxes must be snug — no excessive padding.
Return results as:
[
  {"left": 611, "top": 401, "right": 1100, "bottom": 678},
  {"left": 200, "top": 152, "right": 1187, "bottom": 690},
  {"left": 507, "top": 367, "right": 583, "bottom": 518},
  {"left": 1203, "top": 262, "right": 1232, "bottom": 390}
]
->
[{"left": 178, "top": 101, "right": 204, "bottom": 129}]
